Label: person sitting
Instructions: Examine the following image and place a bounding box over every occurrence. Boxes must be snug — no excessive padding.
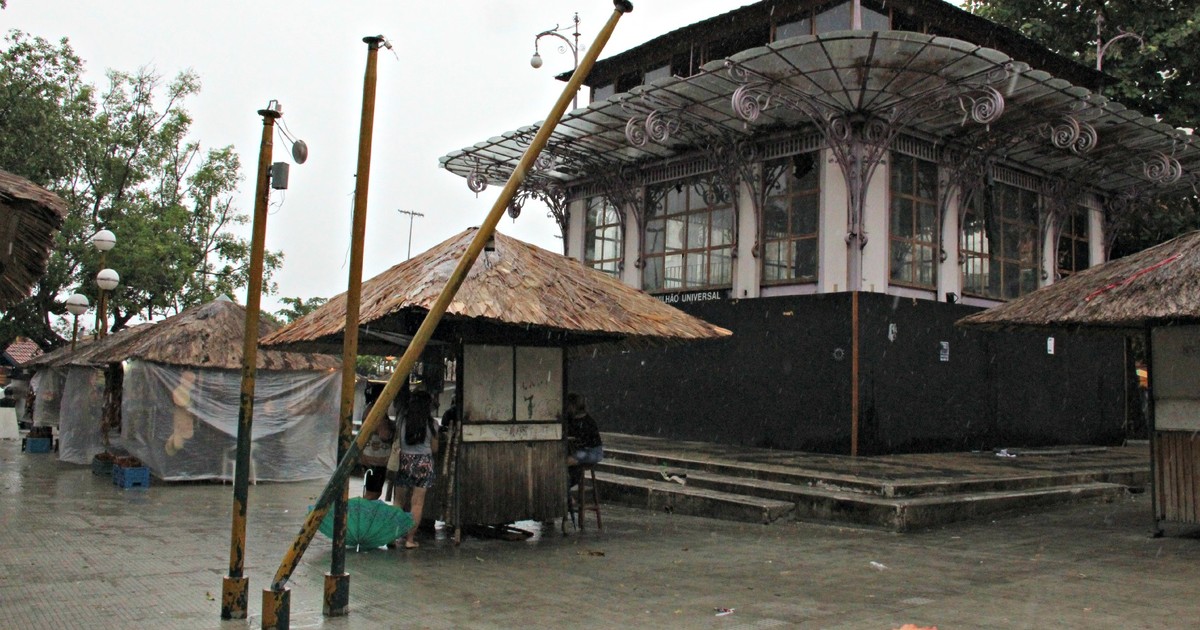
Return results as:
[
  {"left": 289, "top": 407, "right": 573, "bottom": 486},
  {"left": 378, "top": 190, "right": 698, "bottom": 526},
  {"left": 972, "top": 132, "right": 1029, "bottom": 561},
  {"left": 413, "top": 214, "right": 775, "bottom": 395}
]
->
[{"left": 564, "top": 393, "right": 603, "bottom": 489}]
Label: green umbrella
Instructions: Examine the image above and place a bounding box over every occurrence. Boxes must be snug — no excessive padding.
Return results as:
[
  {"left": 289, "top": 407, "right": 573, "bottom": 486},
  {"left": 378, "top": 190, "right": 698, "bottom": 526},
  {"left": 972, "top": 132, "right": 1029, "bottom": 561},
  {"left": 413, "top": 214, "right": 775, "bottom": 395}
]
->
[{"left": 317, "top": 497, "right": 414, "bottom": 551}]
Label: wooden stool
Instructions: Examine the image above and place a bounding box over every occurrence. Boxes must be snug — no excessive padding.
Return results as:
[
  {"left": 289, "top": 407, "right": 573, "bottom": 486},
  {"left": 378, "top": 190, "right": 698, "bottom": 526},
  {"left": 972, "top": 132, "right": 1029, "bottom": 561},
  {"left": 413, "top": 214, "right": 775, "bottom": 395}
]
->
[{"left": 574, "top": 464, "right": 602, "bottom": 532}]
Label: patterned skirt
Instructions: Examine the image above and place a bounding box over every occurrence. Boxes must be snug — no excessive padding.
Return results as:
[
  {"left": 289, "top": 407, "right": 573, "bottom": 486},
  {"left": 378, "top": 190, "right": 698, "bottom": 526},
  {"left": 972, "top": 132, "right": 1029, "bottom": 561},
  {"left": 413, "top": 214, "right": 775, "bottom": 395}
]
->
[{"left": 397, "top": 452, "right": 435, "bottom": 489}]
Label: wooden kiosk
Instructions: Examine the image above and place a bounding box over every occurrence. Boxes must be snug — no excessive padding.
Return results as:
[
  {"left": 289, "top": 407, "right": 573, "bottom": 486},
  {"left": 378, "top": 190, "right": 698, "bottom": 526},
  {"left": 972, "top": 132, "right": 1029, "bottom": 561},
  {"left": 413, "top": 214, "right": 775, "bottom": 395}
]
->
[{"left": 262, "top": 228, "right": 730, "bottom": 534}]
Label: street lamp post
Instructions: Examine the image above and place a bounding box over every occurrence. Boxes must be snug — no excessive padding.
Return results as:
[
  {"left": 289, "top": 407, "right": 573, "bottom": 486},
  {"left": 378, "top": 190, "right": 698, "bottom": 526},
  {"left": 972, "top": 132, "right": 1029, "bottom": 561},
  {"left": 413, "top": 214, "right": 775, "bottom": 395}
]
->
[
  {"left": 397, "top": 209, "right": 424, "bottom": 260},
  {"left": 65, "top": 294, "right": 89, "bottom": 351},
  {"left": 531, "top": 12, "right": 581, "bottom": 110},
  {"left": 91, "top": 229, "right": 118, "bottom": 338}
]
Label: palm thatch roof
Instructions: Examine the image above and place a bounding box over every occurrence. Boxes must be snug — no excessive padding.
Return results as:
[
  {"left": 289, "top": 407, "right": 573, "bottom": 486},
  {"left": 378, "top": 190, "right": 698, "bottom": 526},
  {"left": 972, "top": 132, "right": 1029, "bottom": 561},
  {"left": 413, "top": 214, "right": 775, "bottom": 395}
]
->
[
  {"left": 958, "top": 230, "right": 1200, "bottom": 332},
  {"left": 0, "top": 170, "right": 68, "bottom": 309},
  {"left": 262, "top": 228, "right": 732, "bottom": 355},
  {"left": 75, "top": 299, "right": 340, "bottom": 371}
]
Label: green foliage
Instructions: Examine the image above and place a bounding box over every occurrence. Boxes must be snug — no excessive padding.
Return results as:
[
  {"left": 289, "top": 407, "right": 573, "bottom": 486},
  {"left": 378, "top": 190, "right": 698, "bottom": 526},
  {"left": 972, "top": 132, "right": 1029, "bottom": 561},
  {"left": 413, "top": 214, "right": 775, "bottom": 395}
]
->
[
  {"left": 0, "top": 30, "right": 283, "bottom": 349},
  {"left": 273, "top": 296, "right": 327, "bottom": 323},
  {"left": 356, "top": 355, "right": 396, "bottom": 379},
  {"left": 964, "top": 1, "right": 1200, "bottom": 258}
]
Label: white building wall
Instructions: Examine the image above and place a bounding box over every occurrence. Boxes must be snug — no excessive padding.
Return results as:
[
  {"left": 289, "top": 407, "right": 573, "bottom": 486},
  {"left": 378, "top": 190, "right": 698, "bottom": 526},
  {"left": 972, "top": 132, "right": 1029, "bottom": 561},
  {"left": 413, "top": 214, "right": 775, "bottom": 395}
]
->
[
  {"left": 818, "top": 149, "right": 849, "bottom": 293},
  {"left": 860, "top": 162, "right": 890, "bottom": 293}
]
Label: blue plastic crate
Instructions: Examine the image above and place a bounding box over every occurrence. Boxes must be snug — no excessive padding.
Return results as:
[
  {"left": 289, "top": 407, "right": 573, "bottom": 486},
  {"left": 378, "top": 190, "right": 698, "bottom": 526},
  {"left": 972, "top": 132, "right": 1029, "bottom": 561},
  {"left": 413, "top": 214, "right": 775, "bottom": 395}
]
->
[
  {"left": 113, "top": 466, "right": 150, "bottom": 489},
  {"left": 22, "top": 437, "right": 53, "bottom": 454}
]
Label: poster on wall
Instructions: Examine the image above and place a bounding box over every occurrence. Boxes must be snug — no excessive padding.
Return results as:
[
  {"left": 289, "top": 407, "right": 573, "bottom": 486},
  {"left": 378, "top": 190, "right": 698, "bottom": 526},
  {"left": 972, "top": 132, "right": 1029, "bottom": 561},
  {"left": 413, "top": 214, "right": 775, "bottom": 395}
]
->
[
  {"left": 463, "top": 345, "right": 514, "bottom": 422},
  {"left": 1151, "top": 325, "right": 1200, "bottom": 432}
]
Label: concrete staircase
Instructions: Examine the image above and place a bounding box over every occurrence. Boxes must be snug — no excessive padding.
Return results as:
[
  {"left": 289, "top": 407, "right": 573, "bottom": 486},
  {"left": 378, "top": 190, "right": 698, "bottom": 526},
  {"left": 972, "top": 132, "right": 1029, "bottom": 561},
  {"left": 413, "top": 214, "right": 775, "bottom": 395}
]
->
[{"left": 593, "top": 444, "right": 1148, "bottom": 532}]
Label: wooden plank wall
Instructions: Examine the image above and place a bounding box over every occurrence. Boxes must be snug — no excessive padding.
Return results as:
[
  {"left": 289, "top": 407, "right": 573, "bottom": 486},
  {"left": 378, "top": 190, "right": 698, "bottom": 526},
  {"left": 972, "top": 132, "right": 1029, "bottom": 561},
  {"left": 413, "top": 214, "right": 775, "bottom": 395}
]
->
[
  {"left": 458, "top": 441, "right": 567, "bottom": 525},
  {"left": 1154, "top": 431, "right": 1200, "bottom": 524}
]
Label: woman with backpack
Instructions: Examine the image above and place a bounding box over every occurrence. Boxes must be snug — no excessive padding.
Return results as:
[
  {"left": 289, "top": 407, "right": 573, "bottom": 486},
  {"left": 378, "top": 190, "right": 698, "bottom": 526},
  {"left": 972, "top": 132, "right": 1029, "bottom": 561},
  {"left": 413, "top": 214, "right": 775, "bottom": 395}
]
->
[{"left": 391, "top": 390, "right": 438, "bottom": 549}]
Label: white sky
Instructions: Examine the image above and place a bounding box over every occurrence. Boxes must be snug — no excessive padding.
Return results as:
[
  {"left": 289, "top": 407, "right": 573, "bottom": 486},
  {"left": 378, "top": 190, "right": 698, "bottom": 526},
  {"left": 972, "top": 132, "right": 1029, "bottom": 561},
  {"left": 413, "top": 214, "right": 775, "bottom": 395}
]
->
[{"left": 4, "top": 0, "right": 749, "bottom": 315}]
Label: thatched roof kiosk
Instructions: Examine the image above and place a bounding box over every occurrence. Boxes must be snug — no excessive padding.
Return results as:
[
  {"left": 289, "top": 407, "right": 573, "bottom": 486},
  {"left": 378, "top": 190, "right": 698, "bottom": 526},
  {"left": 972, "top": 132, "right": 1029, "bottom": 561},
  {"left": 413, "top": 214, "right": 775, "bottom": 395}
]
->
[
  {"left": 958, "top": 231, "right": 1200, "bottom": 333},
  {"left": 262, "top": 228, "right": 730, "bottom": 530},
  {"left": 261, "top": 227, "right": 731, "bottom": 355},
  {"left": 0, "top": 170, "right": 68, "bottom": 309},
  {"left": 957, "top": 231, "right": 1200, "bottom": 534},
  {"left": 54, "top": 299, "right": 344, "bottom": 481}
]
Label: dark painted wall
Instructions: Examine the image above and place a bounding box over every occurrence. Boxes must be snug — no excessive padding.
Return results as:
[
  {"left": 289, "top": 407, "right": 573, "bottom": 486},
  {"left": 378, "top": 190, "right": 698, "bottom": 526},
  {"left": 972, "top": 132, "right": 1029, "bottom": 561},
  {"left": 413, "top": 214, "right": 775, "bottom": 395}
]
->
[{"left": 570, "top": 292, "right": 1127, "bottom": 454}]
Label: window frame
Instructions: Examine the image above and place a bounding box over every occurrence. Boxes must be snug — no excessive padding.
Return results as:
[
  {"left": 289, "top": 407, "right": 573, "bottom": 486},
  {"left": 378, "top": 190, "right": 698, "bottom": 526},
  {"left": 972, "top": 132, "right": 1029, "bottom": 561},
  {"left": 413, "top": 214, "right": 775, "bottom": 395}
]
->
[
  {"left": 641, "top": 178, "right": 736, "bottom": 293},
  {"left": 761, "top": 154, "right": 821, "bottom": 286},
  {"left": 888, "top": 152, "right": 940, "bottom": 290},
  {"left": 583, "top": 196, "right": 623, "bottom": 278},
  {"left": 960, "top": 182, "right": 1041, "bottom": 301}
]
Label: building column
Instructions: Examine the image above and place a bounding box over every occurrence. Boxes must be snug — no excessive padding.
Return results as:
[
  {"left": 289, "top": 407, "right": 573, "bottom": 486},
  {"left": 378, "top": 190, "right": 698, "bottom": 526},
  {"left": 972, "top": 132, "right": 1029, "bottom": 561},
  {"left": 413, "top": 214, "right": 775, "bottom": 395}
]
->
[
  {"left": 733, "top": 165, "right": 760, "bottom": 299},
  {"left": 859, "top": 156, "right": 890, "bottom": 293},
  {"left": 566, "top": 197, "right": 586, "bottom": 264},
  {"left": 621, "top": 199, "right": 641, "bottom": 289},
  {"left": 939, "top": 180, "right": 962, "bottom": 302},
  {"left": 1087, "top": 194, "right": 1105, "bottom": 267}
]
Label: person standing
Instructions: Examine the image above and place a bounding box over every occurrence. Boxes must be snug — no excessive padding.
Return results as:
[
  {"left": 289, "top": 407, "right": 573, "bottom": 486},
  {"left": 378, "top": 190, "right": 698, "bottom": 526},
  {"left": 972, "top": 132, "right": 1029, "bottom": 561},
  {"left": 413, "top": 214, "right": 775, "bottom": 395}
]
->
[{"left": 392, "top": 390, "right": 437, "bottom": 549}]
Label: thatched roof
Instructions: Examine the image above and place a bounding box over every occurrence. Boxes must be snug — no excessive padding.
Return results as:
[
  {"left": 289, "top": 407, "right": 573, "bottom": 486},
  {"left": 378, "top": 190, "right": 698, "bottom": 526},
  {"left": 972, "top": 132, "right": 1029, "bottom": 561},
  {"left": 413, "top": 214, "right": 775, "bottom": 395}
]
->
[
  {"left": 958, "top": 230, "right": 1200, "bottom": 332},
  {"left": 262, "top": 228, "right": 732, "bottom": 355},
  {"left": 0, "top": 170, "right": 68, "bottom": 309},
  {"left": 76, "top": 299, "right": 341, "bottom": 371}
]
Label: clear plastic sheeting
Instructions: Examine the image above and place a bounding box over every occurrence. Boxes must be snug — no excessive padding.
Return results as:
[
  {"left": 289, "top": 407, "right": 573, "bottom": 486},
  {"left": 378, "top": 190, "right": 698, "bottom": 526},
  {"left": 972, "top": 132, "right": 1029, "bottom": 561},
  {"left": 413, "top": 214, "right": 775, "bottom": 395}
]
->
[
  {"left": 58, "top": 367, "right": 107, "bottom": 464},
  {"left": 120, "top": 360, "right": 340, "bottom": 482},
  {"left": 31, "top": 367, "right": 66, "bottom": 427}
]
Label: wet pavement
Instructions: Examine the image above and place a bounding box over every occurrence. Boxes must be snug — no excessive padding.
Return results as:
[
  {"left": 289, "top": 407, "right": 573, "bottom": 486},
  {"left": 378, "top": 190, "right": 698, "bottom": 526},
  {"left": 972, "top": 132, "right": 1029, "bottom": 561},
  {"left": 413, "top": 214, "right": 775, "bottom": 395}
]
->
[{"left": 3, "top": 437, "right": 1198, "bottom": 629}]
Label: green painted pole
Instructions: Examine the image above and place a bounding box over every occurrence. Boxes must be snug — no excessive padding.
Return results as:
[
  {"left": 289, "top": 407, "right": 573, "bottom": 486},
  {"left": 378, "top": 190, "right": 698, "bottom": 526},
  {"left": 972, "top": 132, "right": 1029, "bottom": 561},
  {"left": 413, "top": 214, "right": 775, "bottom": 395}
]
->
[{"left": 221, "top": 104, "right": 279, "bottom": 620}]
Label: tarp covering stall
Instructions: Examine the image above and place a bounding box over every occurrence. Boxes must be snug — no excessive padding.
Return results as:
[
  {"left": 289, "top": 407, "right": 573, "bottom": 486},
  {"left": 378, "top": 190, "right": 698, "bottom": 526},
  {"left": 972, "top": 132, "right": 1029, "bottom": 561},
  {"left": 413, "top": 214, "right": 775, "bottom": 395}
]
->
[
  {"left": 30, "top": 366, "right": 65, "bottom": 427},
  {"left": 120, "top": 361, "right": 340, "bottom": 482},
  {"left": 57, "top": 366, "right": 106, "bottom": 464}
]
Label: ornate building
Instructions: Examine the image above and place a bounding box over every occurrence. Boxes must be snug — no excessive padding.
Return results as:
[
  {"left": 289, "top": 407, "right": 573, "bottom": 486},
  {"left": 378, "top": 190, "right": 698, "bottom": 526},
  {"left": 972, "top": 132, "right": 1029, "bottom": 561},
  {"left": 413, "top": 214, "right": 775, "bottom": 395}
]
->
[{"left": 439, "top": 0, "right": 1198, "bottom": 454}]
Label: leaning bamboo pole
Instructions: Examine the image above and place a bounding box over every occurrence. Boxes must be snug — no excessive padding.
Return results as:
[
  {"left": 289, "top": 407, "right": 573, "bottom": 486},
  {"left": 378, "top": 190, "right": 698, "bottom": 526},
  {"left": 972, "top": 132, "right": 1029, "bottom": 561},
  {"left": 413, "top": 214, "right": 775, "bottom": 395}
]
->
[{"left": 261, "top": 3, "right": 634, "bottom": 627}]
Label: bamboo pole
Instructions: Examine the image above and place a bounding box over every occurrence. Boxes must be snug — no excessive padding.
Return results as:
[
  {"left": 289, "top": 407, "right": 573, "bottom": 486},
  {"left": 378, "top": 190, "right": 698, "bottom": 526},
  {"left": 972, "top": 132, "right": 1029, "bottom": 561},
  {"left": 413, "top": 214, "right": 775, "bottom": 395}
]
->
[
  {"left": 262, "top": 4, "right": 633, "bottom": 627},
  {"left": 325, "top": 35, "right": 385, "bottom": 619},
  {"left": 221, "top": 104, "right": 279, "bottom": 621}
]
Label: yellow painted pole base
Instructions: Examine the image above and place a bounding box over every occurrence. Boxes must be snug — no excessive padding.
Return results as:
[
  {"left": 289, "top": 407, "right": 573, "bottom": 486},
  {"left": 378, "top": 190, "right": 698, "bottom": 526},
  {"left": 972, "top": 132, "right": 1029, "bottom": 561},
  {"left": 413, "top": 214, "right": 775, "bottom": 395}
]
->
[
  {"left": 220, "top": 576, "right": 248, "bottom": 620},
  {"left": 323, "top": 573, "right": 350, "bottom": 617},
  {"left": 262, "top": 586, "right": 291, "bottom": 630}
]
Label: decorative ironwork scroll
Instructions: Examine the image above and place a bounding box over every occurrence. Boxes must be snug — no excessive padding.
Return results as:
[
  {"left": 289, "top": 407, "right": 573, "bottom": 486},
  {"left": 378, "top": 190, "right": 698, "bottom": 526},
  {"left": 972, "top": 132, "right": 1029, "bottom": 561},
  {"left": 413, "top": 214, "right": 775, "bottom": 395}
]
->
[{"left": 726, "top": 58, "right": 1016, "bottom": 288}]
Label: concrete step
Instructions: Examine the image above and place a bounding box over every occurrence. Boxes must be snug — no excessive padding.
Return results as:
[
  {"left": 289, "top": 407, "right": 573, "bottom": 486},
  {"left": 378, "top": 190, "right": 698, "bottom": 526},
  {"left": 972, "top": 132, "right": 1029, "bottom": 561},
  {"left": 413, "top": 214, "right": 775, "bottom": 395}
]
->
[
  {"left": 593, "top": 462, "right": 1130, "bottom": 532},
  {"left": 592, "top": 472, "right": 796, "bottom": 525},
  {"left": 601, "top": 449, "right": 1148, "bottom": 499}
]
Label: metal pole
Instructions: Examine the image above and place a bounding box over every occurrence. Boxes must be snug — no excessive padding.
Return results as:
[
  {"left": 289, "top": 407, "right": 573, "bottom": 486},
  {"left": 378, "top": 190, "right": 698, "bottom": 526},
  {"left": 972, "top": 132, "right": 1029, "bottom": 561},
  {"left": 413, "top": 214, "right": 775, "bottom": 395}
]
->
[
  {"left": 262, "top": 5, "right": 632, "bottom": 627},
  {"left": 96, "top": 251, "right": 107, "bottom": 339},
  {"left": 322, "top": 35, "right": 385, "bottom": 620},
  {"left": 397, "top": 210, "right": 424, "bottom": 260},
  {"left": 71, "top": 314, "right": 79, "bottom": 351},
  {"left": 220, "top": 104, "right": 279, "bottom": 621}
]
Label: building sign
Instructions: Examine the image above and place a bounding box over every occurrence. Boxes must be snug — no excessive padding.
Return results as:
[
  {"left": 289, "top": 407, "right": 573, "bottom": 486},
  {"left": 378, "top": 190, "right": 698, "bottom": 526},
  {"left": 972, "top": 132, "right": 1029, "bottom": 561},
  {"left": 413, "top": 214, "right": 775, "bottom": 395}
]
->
[{"left": 655, "top": 290, "right": 727, "bottom": 305}]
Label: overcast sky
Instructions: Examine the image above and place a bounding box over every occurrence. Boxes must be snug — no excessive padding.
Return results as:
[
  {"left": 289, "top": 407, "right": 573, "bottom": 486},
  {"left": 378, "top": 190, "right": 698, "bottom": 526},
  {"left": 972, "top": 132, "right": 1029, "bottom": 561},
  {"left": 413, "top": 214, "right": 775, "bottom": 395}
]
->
[{"left": 5, "top": 0, "right": 756, "bottom": 315}]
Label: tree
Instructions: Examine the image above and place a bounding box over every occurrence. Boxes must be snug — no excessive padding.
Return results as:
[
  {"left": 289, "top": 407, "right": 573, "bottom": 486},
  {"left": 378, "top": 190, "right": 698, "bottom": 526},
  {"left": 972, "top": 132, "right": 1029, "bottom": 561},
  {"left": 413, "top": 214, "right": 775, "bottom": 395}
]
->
[
  {"left": 0, "top": 31, "right": 283, "bottom": 349},
  {"left": 273, "top": 296, "right": 328, "bottom": 323},
  {"left": 964, "top": 1, "right": 1200, "bottom": 258}
]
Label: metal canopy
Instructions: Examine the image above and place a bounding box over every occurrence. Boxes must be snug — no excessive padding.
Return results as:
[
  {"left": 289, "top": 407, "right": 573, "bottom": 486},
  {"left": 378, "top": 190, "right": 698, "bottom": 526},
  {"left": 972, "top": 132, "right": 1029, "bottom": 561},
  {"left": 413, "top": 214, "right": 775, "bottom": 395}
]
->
[{"left": 440, "top": 31, "right": 1199, "bottom": 198}]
